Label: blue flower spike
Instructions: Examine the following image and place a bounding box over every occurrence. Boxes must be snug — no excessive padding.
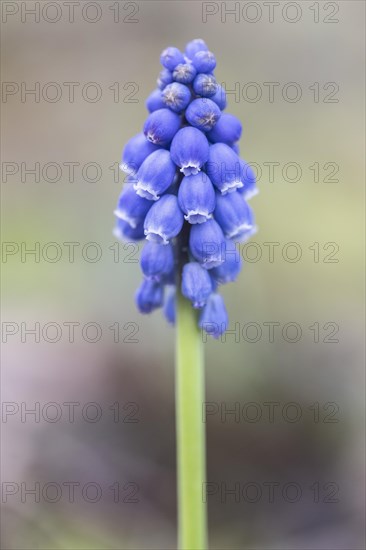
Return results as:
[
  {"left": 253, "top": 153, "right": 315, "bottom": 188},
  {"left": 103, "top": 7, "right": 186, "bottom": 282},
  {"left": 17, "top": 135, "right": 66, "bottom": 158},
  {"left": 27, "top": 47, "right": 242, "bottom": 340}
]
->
[{"left": 114, "top": 39, "right": 257, "bottom": 338}]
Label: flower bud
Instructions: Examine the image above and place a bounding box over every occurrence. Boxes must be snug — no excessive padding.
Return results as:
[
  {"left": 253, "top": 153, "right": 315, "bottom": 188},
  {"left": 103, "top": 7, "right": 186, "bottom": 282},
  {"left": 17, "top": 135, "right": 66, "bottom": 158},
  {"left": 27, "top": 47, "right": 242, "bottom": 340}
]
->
[
  {"left": 143, "top": 108, "right": 181, "bottom": 146},
  {"left": 141, "top": 241, "right": 175, "bottom": 282},
  {"left": 144, "top": 194, "right": 184, "bottom": 245},
  {"left": 189, "top": 219, "right": 225, "bottom": 269},
  {"left": 178, "top": 172, "right": 215, "bottom": 224},
  {"left": 211, "top": 84, "right": 227, "bottom": 110},
  {"left": 134, "top": 149, "right": 177, "bottom": 201},
  {"left": 185, "top": 39, "right": 208, "bottom": 60},
  {"left": 193, "top": 74, "right": 217, "bottom": 97},
  {"left": 199, "top": 293, "right": 228, "bottom": 339},
  {"left": 214, "top": 191, "right": 255, "bottom": 240},
  {"left": 114, "top": 184, "right": 151, "bottom": 228},
  {"left": 207, "top": 113, "right": 242, "bottom": 145},
  {"left": 146, "top": 89, "right": 165, "bottom": 113},
  {"left": 113, "top": 218, "right": 145, "bottom": 242},
  {"left": 157, "top": 68, "right": 173, "bottom": 89},
  {"left": 231, "top": 143, "right": 240, "bottom": 155},
  {"left": 120, "top": 133, "right": 160, "bottom": 175},
  {"left": 173, "top": 63, "right": 197, "bottom": 84},
  {"left": 162, "top": 82, "right": 191, "bottom": 113},
  {"left": 211, "top": 239, "right": 242, "bottom": 284},
  {"left": 193, "top": 50, "right": 216, "bottom": 73},
  {"left": 206, "top": 143, "right": 243, "bottom": 194},
  {"left": 135, "top": 279, "right": 164, "bottom": 314},
  {"left": 170, "top": 126, "right": 209, "bottom": 176},
  {"left": 160, "top": 47, "right": 185, "bottom": 71},
  {"left": 185, "top": 98, "right": 221, "bottom": 132},
  {"left": 182, "top": 262, "right": 212, "bottom": 308},
  {"left": 163, "top": 286, "right": 176, "bottom": 324},
  {"left": 238, "top": 160, "right": 258, "bottom": 200}
]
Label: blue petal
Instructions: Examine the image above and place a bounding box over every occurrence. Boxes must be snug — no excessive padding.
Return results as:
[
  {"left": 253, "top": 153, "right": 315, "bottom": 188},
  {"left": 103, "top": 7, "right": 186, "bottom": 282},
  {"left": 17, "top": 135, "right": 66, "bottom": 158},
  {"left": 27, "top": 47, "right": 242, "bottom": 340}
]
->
[
  {"left": 214, "top": 191, "right": 255, "bottom": 240},
  {"left": 192, "top": 50, "right": 216, "bottom": 73},
  {"left": 172, "top": 63, "right": 197, "bottom": 84},
  {"left": 207, "top": 113, "right": 242, "bottom": 145},
  {"left": 182, "top": 262, "right": 212, "bottom": 308},
  {"left": 157, "top": 68, "right": 173, "bottom": 89},
  {"left": 114, "top": 184, "right": 151, "bottom": 228},
  {"left": 160, "top": 47, "right": 185, "bottom": 71},
  {"left": 146, "top": 89, "right": 165, "bottom": 113},
  {"left": 189, "top": 219, "right": 225, "bottom": 269},
  {"left": 206, "top": 143, "right": 243, "bottom": 194},
  {"left": 199, "top": 293, "right": 229, "bottom": 339},
  {"left": 231, "top": 143, "right": 240, "bottom": 155},
  {"left": 211, "top": 85, "right": 227, "bottom": 110},
  {"left": 141, "top": 241, "right": 175, "bottom": 281},
  {"left": 162, "top": 83, "right": 191, "bottom": 113},
  {"left": 193, "top": 73, "right": 217, "bottom": 97},
  {"left": 134, "top": 149, "right": 177, "bottom": 201},
  {"left": 178, "top": 172, "right": 215, "bottom": 224},
  {"left": 135, "top": 279, "right": 164, "bottom": 314},
  {"left": 120, "top": 133, "right": 160, "bottom": 175},
  {"left": 143, "top": 108, "right": 181, "bottom": 146},
  {"left": 170, "top": 127, "right": 209, "bottom": 175},
  {"left": 185, "top": 39, "right": 209, "bottom": 60},
  {"left": 113, "top": 218, "right": 145, "bottom": 242},
  {"left": 237, "top": 160, "right": 259, "bottom": 200},
  {"left": 211, "top": 239, "right": 242, "bottom": 284},
  {"left": 163, "top": 286, "right": 176, "bottom": 325},
  {"left": 144, "top": 194, "right": 184, "bottom": 244},
  {"left": 185, "top": 98, "right": 221, "bottom": 133}
]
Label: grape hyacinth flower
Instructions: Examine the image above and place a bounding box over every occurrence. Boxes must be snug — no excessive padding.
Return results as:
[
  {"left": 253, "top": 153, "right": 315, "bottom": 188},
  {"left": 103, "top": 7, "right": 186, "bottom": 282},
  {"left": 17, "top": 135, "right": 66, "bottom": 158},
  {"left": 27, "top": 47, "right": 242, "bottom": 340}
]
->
[
  {"left": 113, "top": 40, "right": 258, "bottom": 550},
  {"left": 114, "top": 38, "right": 258, "bottom": 335}
]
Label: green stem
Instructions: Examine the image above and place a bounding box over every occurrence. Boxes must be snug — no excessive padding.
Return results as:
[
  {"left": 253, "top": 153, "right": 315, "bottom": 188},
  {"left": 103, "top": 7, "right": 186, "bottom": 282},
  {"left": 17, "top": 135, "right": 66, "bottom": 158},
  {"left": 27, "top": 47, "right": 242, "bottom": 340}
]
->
[{"left": 175, "top": 290, "right": 208, "bottom": 550}]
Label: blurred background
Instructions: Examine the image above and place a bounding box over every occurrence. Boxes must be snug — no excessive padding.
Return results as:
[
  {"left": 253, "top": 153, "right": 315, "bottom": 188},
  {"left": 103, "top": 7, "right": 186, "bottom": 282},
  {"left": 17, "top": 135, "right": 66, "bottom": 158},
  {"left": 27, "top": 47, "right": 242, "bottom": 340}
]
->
[{"left": 1, "top": 1, "right": 365, "bottom": 548}]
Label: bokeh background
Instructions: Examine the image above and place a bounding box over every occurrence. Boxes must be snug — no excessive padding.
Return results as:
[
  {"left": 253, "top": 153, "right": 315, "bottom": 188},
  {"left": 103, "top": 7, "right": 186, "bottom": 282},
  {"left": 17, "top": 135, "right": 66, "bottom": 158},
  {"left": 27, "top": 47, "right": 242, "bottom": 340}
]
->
[{"left": 1, "top": 1, "right": 365, "bottom": 549}]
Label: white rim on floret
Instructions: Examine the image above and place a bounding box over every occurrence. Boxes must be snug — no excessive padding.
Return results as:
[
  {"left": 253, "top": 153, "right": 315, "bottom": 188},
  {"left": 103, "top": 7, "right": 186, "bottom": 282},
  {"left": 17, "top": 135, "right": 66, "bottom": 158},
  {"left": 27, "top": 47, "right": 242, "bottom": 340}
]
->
[
  {"left": 144, "top": 229, "right": 169, "bottom": 246},
  {"left": 113, "top": 209, "right": 137, "bottom": 228},
  {"left": 119, "top": 162, "right": 136, "bottom": 175},
  {"left": 220, "top": 180, "right": 244, "bottom": 194},
  {"left": 180, "top": 163, "right": 201, "bottom": 176},
  {"left": 184, "top": 210, "right": 212, "bottom": 224},
  {"left": 227, "top": 223, "right": 255, "bottom": 240},
  {"left": 134, "top": 181, "right": 160, "bottom": 201}
]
